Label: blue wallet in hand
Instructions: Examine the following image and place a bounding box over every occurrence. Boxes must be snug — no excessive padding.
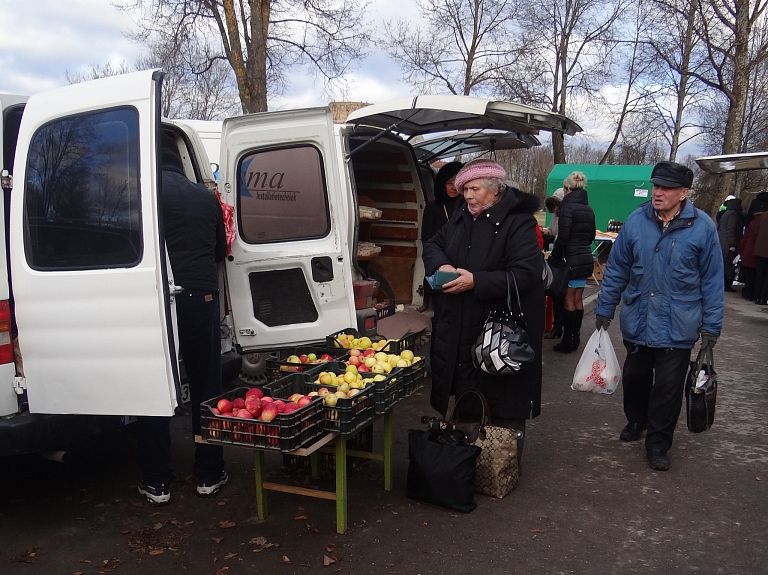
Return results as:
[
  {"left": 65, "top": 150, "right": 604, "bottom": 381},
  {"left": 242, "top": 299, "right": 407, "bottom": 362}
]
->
[{"left": 427, "top": 270, "right": 460, "bottom": 290}]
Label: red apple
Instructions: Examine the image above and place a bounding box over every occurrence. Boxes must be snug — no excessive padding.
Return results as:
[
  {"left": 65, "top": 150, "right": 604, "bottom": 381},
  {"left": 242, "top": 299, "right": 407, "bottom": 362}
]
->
[
  {"left": 282, "top": 402, "right": 299, "bottom": 414},
  {"left": 261, "top": 404, "right": 278, "bottom": 422},
  {"left": 297, "top": 396, "right": 312, "bottom": 408},
  {"left": 260, "top": 396, "right": 274, "bottom": 403},
  {"left": 363, "top": 348, "right": 376, "bottom": 358},
  {"left": 237, "top": 409, "right": 253, "bottom": 419},
  {"left": 349, "top": 348, "right": 361, "bottom": 357},
  {"left": 233, "top": 397, "right": 246, "bottom": 410},
  {"left": 358, "top": 364, "right": 369, "bottom": 373},
  {"left": 246, "top": 387, "right": 264, "bottom": 399},
  {"left": 288, "top": 393, "right": 303, "bottom": 404},
  {"left": 211, "top": 407, "right": 221, "bottom": 415},
  {"left": 321, "top": 354, "right": 333, "bottom": 361},
  {"left": 348, "top": 355, "right": 361, "bottom": 367},
  {"left": 273, "top": 400, "right": 287, "bottom": 413},
  {"left": 217, "top": 399, "right": 233, "bottom": 414},
  {"left": 245, "top": 395, "right": 262, "bottom": 417},
  {"left": 299, "top": 354, "right": 309, "bottom": 364}
]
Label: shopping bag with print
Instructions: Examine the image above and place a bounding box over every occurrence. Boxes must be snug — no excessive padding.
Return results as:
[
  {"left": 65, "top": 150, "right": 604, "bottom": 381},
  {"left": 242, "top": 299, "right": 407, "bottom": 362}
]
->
[{"left": 571, "top": 328, "right": 621, "bottom": 394}]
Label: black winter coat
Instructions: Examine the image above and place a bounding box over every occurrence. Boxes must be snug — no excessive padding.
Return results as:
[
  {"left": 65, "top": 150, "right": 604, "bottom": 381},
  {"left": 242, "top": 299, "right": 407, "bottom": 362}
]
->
[
  {"left": 718, "top": 197, "right": 743, "bottom": 257},
  {"left": 747, "top": 191, "right": 768, "bottom": 226},
  {"left": 422, "top": 187, "right": 544, "bottom": 420},
  {"left": 550, "top": 188, "right": 596, "bottom": 279}
]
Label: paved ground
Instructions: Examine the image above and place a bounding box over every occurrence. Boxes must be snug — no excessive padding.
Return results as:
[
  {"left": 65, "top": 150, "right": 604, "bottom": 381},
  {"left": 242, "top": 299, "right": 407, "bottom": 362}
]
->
[{"left": 1, "top": 288, "right": 767, "bottom": 575}]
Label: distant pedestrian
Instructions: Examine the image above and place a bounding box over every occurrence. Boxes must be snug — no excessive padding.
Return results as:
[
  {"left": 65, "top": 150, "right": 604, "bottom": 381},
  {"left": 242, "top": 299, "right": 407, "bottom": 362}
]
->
[
  {"left": 717, "top": 195, "right": 743, "bottom": 291},
  {"left": 746, "top": 189, "right": 768, "bottom": 226},
  {"left": 738, "top": 212, "right": 761, "bottom": 301},
  {"left": 595, "top": 161, "right": 724, "bottom": 471},
  {"left": 549, "top": 173, "right": 595, "bottom": 353}
]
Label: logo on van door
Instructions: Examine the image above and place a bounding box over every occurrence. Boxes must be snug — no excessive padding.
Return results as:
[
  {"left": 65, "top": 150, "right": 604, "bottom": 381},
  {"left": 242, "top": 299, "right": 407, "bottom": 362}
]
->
[{"left": 236, "top": 145, "right": 331, "bottom": 243}]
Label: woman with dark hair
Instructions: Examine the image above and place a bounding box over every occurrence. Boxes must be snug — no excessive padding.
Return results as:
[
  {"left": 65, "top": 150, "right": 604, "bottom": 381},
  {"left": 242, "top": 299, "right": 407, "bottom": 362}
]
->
[
  {"left": 549, "top": 171, "right": 596, "bottom": 353},
  {"left": 423, "top": 159, "right": 544, "bottom": 470},
  {"left": 421, "top": 162, "right": 463, "bottom": 351}
]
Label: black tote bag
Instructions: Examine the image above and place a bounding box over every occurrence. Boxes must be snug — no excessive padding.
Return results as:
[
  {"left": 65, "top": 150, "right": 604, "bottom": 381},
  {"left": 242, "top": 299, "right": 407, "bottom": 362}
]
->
[
  {"left": 544, "top": 260, "right": 569, "bottom": 300},
  {"left": 686, "top": 347, "right": 718, "bottom": 433},
  {"left": 406, "top": 427, "right": 481, "bottom": 513}
]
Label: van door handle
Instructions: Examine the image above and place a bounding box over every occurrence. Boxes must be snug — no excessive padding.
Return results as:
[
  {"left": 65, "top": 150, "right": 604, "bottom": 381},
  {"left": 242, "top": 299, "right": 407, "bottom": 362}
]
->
[{"left": 169, "top": 283, "right": 184, "bottom": 295}]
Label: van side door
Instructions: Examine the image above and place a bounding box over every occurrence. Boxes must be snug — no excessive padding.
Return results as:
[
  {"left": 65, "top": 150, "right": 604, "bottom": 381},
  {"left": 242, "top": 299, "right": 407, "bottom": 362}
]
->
[{"left": 10, "top": 70, "right": 180, "bottom": 416}]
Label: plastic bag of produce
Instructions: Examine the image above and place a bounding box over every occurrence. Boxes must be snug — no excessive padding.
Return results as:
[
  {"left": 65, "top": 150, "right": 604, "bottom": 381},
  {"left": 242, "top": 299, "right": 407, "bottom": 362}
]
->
[{"left": 571, "top": 328, "right": 621, "bottom": 394}]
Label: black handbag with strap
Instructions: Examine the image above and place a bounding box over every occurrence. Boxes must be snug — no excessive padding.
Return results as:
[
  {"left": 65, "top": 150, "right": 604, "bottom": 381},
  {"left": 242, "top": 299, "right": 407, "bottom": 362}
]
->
[
  {"left": 686, "top": 347, "right": 718, "bottom": 433},
  {"left": 472, "top": 271, "right": 536, "bottom": 375},
  {"left": 544, "top": 259, "right": 569, "bottom": 300}
]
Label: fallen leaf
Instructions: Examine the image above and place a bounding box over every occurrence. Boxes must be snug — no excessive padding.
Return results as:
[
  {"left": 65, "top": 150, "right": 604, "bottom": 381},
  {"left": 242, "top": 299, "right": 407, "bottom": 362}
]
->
[
  {"left": 313, "top": 528, "right": 320, "bottom": 533},
  {"left": 217, "top": 501, "right": 227, "bottom": 506},
  {"left": 74, "top": 572, "right": 85, "bottom": 575},
  {"left": 149, "top": 512, "right": 161, "bottom": 517},
  {"left": 224, "top": 553, "right": 238, "bottom": 560},
  {"left": 757, "top": 477, "right": 762, "bottom": 481},
  {"left": 531, "top": 528, "right": 542, "bottom": 533},
  {"left": 98, "top": 558, "right": 124, "bottom": 573},
  {"left": 323, "top": 555, "right": 336, "bottom": 566},
  {"left": 282, "top": 556, "right": 291, "bottom": 564},
  {"left": 183, "top": 521, "right": 194, "bottom": 526},
  {"left": 390, "top": 510, "right": 398, "bottom": 515},
  {"left": 450, "top": 514, "right": 458, "bottom": 518},
  {"left": 79, "top": 559, "right": 92, "bottom": 563},
  {"left": 295, "top": 515, "right": 309, "bottom": 520},
  {"left": 149, "top": 549, "right": 164, "bottom": 556},
  {"left": 212, "top": 537, "right": 224, "bottom": 544},
  {"left": 219, "top": 520, "right": 236, "bottom": 529},
  {"left": 419, "top": 521, "right": 428, "bottom": 527},
  {"left": 326, "top": 544, "right": 337, "bottom": 553},
  {"left": 214, "top": 567, "right": 230, "bottom": 575},
  {"left": 297, "top": 506, "right": 304, "bottom": 511},
  {"left": 153, "top": 523, "right": 163, "bottom": 531},
  {"left": 120, "top": 530, "right": 130, "bottom": 535}
]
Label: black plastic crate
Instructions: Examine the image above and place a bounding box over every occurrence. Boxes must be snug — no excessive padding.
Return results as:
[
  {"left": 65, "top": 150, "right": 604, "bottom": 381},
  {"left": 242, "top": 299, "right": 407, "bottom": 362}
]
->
[
  {"left": 398, "top": 357, "right": 427, "bottom": 396},
  {"left": 200, "top": 387, "right": 324, "bottom": 452},
  {"left": 266, "top": 371, "right": 375, "bottom": 435},
  {"left": 325, "top": 328, "right": 361, "bottom": 349},
  {"left": 265, "top": 347, "right": 349, "bottom": 381},
  {"left": 377, "top": 332, "right": 417, "bottom": 354}
]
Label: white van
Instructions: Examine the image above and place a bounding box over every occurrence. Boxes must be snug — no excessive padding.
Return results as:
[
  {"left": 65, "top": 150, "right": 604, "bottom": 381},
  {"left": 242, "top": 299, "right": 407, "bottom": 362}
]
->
[{"left": 0, "top": 70, "right": 580, "bottom": 455}]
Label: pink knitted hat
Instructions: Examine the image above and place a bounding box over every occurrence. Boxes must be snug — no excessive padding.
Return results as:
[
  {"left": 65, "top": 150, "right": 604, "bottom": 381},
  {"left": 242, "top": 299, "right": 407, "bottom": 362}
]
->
[{"left": 454, "top": 159, "right": 507, "bottom": 193}]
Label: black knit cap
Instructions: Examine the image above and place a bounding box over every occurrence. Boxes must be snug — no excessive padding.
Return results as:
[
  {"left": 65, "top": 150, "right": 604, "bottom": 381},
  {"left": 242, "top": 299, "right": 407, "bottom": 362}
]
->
[{"left": 650, "top": 161, "right": 693, "bottom": 189}]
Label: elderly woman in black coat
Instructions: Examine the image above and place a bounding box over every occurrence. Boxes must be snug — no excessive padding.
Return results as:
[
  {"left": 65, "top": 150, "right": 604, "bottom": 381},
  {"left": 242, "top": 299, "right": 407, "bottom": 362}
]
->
[
  {"left": 422, "top": 159, "right": 544, "bottom": 467},
  {"left": 549, "top": 171, "right": 596, "bottom": 354}
]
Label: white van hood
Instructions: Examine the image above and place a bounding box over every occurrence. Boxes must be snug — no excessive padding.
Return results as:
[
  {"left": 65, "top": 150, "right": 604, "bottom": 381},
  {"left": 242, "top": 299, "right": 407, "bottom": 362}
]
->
[{"left": 346, "top": 95, "right": 582, "bottom": 137}]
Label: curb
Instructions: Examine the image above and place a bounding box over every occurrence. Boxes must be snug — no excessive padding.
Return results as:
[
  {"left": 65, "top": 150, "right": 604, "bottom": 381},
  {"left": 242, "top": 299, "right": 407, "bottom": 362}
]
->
[{"left": 583, "top": 290, "right": 600, "bottom": 314}]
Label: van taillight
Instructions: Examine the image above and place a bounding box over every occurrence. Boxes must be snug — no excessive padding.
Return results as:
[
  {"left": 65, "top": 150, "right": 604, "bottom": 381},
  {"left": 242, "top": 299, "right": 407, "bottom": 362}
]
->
[
  {"left": 364, "top": 315, "right": 376, "bottom": 331},
  {"left": 0, "top": 301, "right": 13, "bottom": 364}
]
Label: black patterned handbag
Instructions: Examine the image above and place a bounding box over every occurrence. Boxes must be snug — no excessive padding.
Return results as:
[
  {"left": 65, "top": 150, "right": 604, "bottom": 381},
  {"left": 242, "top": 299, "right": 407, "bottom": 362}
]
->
[
  {"left": 472, "top": 271, "right": 535, "bottom": 375},
  {"left": 686, "top": 347, "right": 718, "bottom": 433}
]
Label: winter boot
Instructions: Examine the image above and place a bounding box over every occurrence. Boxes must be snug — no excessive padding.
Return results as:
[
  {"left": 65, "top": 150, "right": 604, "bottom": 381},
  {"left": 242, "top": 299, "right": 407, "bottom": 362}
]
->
[
  {"left": 570, "top": 309, "right": 584, "bottom": 351},
  {"left": 553, "top": 311, "right": 575, "bottom": 353},
  {"left": 543, "top": 324, "right": 563, "bottom": 339}
]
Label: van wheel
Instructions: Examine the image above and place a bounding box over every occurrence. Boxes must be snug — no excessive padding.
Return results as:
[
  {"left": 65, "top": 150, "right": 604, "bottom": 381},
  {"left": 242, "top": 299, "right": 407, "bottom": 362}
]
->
[{"left": 236, "top": 352, "right": 273, "bottom": 387}]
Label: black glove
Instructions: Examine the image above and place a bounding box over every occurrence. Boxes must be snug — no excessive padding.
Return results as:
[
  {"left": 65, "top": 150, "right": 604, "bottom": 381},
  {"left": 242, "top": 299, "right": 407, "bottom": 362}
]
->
[
  {"left": 700, "top": 330, "right": 718, "bottom": 351},
  {"left": 595, "top": 314, "right": 612, "bottom": 331}
]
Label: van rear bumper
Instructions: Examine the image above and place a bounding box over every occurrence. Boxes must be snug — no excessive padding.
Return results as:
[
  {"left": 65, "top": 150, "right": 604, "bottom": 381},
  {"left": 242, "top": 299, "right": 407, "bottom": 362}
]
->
[{"left": 0, "top": 412, "right": 125, "bottom": 457}]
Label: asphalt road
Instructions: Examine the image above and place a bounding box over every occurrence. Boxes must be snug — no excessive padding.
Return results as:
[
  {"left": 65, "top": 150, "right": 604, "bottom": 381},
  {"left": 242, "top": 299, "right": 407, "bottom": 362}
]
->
[{"left": 1, "top": 289, "right": 767, "bottom": 575}]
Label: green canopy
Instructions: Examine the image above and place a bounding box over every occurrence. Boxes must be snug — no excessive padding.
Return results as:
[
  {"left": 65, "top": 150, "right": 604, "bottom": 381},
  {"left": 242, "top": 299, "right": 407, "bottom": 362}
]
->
[{"left": 546, "top": 164, "right": 654, "bottom": 231}]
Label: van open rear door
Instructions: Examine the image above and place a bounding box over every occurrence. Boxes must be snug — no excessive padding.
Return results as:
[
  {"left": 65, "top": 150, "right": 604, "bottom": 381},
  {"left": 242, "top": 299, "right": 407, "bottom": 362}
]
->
[
  {"left": 10, "top": 70, "right": 180, "bottom": 416},
  {"left": 220, "top": 108, "right": 354, "bottom": 350}
]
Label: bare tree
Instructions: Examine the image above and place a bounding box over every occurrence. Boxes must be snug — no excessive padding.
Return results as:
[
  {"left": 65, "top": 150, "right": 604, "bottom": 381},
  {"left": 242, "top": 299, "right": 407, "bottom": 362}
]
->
[
  {"left": 506, "top": 0, "right": 626, "bottom": 163},
  {"left": 694, "top": 0, "right": 768, "bottom": 194},
  {"left": 384, "top": 0, "right": 524, "bottom": 96},
  {"left": 121, "top": 0, "right": 371, "bottom": 114}
]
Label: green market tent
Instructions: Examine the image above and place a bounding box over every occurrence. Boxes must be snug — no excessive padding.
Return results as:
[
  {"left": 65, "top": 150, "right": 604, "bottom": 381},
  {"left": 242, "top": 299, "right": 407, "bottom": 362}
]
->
[{"left": 546, "top": 164, "right": 654, "bottom": 231}]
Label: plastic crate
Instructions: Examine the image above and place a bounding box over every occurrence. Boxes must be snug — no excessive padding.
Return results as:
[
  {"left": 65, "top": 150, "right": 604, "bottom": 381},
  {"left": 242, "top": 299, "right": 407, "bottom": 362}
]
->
[
  {"left": 200, "top": 387, "right": 324, "bottom": 452},
  {"left": 397, "top": 358, "right": 427, "bottom": 397},
  {"left": 265, "top": 347, "right": 349, "bottom": 381},
  {"left": 267, "top": 371, "right": 375, "bottom": 435},
  {"left": 377, "top": 332, "right": 417, "bottom": 355},
  {"left": 326, "top": 328, "right": 361, "bottom": 349}
]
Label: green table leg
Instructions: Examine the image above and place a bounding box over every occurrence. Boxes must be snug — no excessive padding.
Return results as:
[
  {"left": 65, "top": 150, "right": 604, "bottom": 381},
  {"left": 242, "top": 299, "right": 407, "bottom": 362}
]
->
[
  {"left": 335, "top": 436, "right": 348, "bottom": 534},
  {"left": 383, "top": 409, "right": 394, "bottom": 491},
  {"left": 254, "top": 450, "right": 268, "bottom": 520}
]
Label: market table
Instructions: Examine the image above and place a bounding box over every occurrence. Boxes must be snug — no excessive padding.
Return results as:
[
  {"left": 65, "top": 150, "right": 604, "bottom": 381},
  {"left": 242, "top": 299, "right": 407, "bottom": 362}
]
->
[{"left": 195, "top": 408, "right": 394, "bottom": 534}]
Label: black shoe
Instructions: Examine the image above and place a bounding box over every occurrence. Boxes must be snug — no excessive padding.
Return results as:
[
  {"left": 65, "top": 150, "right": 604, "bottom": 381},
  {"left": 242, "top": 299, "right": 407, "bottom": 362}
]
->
[
  {"left": 543, "top": 326, "right": 563, "bottom": 339},
  {"left": 647, "top": 449, "right": 670, "bottom": 471},
  {"left": 197, "top": 471, "right": 228, "bottom": 497},
  {"left": 553, "top": 339, "right": 573, "bottom": 353},
  {"left": 138, "top": 482, "right": 171, "bottom": 506},
  {"left": 619, "top": 422, "right": 648, "bottom": 442}
]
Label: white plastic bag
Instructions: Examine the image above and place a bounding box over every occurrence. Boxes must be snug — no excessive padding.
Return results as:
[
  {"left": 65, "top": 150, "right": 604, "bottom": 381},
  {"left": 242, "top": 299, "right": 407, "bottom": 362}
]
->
[{"left": 571, "top": 328, "right": 621, "bottom": 394}]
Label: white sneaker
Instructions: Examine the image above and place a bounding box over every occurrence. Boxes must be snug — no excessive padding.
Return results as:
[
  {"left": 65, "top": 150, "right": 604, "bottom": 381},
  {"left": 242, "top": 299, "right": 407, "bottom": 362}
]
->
[
  {"left": 138, "top": 482, "right": 171, "bottom": 506},
  {"left": 197, "top": 471, "right": 228, "bottom": 496}
]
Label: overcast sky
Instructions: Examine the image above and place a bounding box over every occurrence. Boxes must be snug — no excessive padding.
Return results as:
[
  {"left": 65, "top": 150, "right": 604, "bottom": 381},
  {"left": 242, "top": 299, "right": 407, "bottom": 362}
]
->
[{"left": 1, "top": 0, "right": 701, "bottom": 156}]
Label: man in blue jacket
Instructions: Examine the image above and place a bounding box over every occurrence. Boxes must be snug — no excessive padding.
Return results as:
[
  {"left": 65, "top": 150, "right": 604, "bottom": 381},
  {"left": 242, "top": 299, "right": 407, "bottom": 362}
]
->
[{"left": 595, "top": 161, "right": 724, "bottom": 471}]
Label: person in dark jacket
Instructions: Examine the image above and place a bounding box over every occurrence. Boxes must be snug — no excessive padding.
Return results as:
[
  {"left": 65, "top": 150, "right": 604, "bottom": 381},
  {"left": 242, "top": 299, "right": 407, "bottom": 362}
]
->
[
  {"left": 595, "top": 161, "right": 724, "bottom": 471},
  {"left": 136, "top": 133, "right": 228, "bottom": 506},
  {"left": 746, "top": 190, "right": 768, "bottom": 226},
  {"left": 739, "top": 212, "right": 762, "bottom": 301},
  {"left": 549, "top": 171, "right": 596, "bottom": 353},
  {"left": 717, "top": 196, "right": 743, "bottom": 291},
  {"left": 423, "top": 159, "right": 544, "bottom": 470}
]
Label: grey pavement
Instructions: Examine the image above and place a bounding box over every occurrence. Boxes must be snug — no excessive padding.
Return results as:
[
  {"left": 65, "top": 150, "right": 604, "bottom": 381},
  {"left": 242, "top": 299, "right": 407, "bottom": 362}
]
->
[{"left": 1, "top": 287, "right": 766, "bottom": 574}]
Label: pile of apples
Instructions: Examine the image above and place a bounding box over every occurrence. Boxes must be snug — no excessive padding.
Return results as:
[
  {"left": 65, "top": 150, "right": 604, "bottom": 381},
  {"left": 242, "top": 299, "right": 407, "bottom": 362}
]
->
[
  {"left": 312, "top": 365, "right": 378, "bottom": 407},
  {"left": 346, "top": 348, "right": 422, "bottom": 374},
  {"left": 284, "top": 352, "right": 334, "bottom": 364},
  {"left": 333, "top": 334, "right": 396, "bottom": 351},
  {"left": 211, "top": 387, "right": 316, "bottom": 423}
]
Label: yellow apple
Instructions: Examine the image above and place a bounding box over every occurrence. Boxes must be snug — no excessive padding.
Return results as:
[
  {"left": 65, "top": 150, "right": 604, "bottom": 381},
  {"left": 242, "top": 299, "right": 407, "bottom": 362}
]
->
[{"left": 400, "top": 349, "right": 414, "bottom": 361}]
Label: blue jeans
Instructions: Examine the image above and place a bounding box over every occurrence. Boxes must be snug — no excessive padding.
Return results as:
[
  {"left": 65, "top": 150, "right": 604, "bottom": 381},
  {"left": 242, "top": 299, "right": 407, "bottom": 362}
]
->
[{"left": 137, "top": 290, "right": 224, "bottom": 484}]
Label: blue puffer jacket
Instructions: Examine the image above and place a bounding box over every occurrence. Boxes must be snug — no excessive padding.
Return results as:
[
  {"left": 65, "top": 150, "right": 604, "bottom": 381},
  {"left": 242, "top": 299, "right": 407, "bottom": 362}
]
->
[{"left": 596, "top": 200, "right": 724, "bottom": 349}]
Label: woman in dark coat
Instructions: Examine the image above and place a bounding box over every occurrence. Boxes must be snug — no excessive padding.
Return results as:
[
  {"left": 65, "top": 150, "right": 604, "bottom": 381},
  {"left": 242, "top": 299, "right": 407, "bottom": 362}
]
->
[
  {"left": 422, "top": 159, "right": 544, "bottom": 467},
  {"left": 717, "top": 196, "right": 743, "bottom": 291},
  {"left": 549, "top": 171, "right": 596, "bottom": 353}
]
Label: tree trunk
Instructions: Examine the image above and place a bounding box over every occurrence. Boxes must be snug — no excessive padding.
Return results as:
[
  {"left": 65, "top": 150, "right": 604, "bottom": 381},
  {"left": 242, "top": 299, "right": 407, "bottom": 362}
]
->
[{"left": 669, "top": 0, "right": 698, "bottom": 161}]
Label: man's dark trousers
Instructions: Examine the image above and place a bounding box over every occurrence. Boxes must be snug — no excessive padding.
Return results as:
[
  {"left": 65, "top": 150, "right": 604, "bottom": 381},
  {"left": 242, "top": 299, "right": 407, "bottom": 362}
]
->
[
  {"left": 137, "top": 289, "right": 224, "bottom": 485},
  {"left": 622, "top": 342, "right": 692, "bottom": 453}
]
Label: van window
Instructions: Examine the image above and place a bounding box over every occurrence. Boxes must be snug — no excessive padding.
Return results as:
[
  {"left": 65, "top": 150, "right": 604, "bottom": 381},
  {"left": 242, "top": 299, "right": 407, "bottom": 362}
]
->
[
  {"left": 24, "top": 107, "right": 141, "bottom": 270},
  {"left": 237, "top": 145, "right": 330, "bottom": 243}
]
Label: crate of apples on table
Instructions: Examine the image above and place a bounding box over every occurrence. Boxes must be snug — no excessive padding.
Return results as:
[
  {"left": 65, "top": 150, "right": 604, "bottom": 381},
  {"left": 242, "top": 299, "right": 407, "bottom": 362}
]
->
[
  {"left": 266, "top": 346, "right": 348, "bottom": 381},
  {"left": 347, "top": 347, "right": 425, "bottom": 398},
  {"left": 200, "top": 386, "right": 324, "bottom": 451}
]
